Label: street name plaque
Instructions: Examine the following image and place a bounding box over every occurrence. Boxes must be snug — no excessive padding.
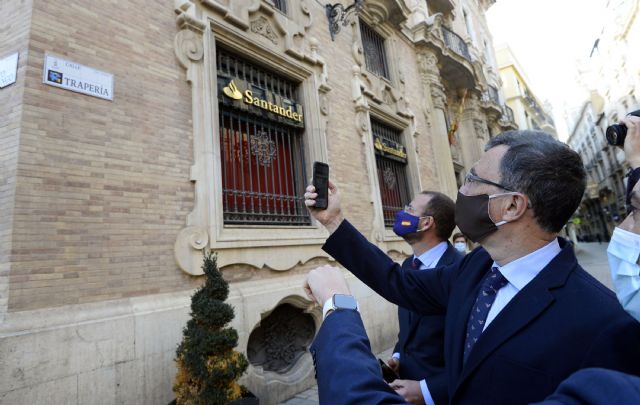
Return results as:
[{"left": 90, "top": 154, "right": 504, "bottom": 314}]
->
[
  {"left": 42, "top": 53, "right": 113, "bottom": 101},
  {"left": 0, "top": 52, "right": 19, "bottom": 89}
]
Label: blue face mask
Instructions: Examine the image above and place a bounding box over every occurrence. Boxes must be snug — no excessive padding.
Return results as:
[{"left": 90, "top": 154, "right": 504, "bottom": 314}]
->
[{"left": 393, "top": 210, "right": 426, "bottom": 237}]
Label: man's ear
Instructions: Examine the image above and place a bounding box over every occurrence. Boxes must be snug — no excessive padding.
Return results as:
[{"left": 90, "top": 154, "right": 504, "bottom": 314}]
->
[
  {"left": 503, "top": 194, "right": 529, "bottom": 221},
  {"left": 421, "top": 216, "right": 434, "bottom": 231}
]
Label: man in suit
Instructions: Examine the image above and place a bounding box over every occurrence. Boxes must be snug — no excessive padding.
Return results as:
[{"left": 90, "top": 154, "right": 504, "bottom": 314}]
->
[
  {"left": 303, "top": 130, "right": 640, "bottom": 405},
  {"left": 386, "top": 191, "right": 463, "bottom": 405}
]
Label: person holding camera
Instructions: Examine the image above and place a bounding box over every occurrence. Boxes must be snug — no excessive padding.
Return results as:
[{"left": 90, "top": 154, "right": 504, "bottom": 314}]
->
[
  {"left": 528, "top": 113, "right": 640, "bottom": 404},
  {"left": 609, "top": 112, "right": 640, "bottom": 319},
  {"left": 303, "top": 129, "right": 640, "bottom": 405}
]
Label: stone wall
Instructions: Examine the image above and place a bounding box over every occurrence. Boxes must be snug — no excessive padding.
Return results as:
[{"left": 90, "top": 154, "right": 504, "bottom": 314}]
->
[
  {"left": 0, "top": 0, "right": 33, "bottom": 322},
  {"left": 0, "top": 0, "right": 508, "bottom": 403},
  {"left": 9, "top": 0, "right": 198, "bottom": 311}
]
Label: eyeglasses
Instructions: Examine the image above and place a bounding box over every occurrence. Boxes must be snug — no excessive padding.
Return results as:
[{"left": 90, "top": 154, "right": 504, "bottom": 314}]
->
[
  {"left": 404, "top": 205, "right": 431, "bottom": 218},
  {"left": 464, "top": 172, "right": 514, "bottom": 192}
]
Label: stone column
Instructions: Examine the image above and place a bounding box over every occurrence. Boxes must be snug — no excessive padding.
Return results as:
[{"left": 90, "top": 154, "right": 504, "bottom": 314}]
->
[
  {"left": 417, "top": 49, "right": 458, "bottom": 199},
  {"left": 458, "top": 93, "right": 484, "bottom": 168}
]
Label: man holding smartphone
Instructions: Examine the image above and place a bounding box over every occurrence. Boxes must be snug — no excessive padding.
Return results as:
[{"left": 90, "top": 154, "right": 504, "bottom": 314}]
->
[{"left": 303, "top": 130, "right": 640, "bottom": 405}]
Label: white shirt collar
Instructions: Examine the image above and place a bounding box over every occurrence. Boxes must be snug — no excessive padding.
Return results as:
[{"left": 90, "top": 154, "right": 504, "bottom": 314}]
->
[
  {"left": 493, "top": 239, "right": 562, "bottom": 291},
  {"left": 415, "top": 241, "right": 449, "bottom": 269}
]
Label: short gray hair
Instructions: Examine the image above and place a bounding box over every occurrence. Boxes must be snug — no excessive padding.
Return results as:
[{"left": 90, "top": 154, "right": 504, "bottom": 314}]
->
[{"left": 485, "top": 130, "right": 586, "bottom": 233}]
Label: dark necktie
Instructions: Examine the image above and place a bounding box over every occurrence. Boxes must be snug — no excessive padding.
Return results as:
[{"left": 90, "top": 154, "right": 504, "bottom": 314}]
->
[
  {"left": 412, "top": 257, "right": 423, "bottom": 269},
  {"left": 463, "top": 267, "right": 508, "bottom": 364}
]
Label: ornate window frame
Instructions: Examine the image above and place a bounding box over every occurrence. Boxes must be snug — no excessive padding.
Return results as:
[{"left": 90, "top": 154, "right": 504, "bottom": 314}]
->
[
  {"left": 368, "top": 105, "right": 422, "bottom": 243},
  {"left": 173, "top": 1, "right": 332, "bottom": 274},
  {"left": 350, "top": 10, "right": 421, "bottom": 249}
]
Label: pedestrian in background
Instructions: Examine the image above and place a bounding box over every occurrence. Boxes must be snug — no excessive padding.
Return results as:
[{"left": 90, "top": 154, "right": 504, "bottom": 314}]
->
[{"left": 451, "top": 232, "right": 469, "bottom": 254}]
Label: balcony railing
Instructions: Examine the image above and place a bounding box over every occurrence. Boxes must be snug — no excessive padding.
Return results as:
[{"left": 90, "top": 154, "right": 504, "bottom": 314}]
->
[
  {"left": 503, "top": 105, "right": 515, "bottom": 123},
  {"left": 488, "top": 86, "right": 500, "bottom": 104},
  {"left": 441, "top": 26, "right": 471, "bottom": 62},
  {"left": 524, "top": 88, "right": 546, "bottom": 117},
  {"left": 482, "top": 85, "right": 500, "bottom": 105}
]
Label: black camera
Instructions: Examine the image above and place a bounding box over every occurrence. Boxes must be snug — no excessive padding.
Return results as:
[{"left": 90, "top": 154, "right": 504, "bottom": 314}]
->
[{"left": 606, "top": 109, "right": 640, "bottom": 146}]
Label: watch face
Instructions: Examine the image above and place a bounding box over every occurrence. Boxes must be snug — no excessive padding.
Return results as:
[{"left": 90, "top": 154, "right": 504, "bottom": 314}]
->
[{"left": 333, "top": 294, "right": 357, "bottom": 310}]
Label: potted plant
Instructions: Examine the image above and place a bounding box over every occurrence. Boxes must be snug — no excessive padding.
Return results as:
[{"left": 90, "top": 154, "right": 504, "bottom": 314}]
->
[{"left": 173, "top": 251, "right": 257, "bottom": 404}]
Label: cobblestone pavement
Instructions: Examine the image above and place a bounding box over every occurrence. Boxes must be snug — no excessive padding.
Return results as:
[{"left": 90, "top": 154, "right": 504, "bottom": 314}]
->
[{"left": 279, "top": 242, "right": 612, "bottom": 405}]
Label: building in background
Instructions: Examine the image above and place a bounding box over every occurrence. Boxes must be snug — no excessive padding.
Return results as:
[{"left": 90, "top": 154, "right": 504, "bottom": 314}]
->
[
  {"left": 565, "top": 0, "right": 639, "bottom": 241},
  {"left": 0, "top": 0, "right": 514, "bottom": 403},
  {"left": 496, "top": 45, "right": 557, "bottom": 137}
]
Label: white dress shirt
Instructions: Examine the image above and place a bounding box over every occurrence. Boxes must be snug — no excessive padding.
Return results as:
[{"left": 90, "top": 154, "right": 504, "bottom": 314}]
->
[
  {"left": 485, "top": 238, "right": 562, "bottom": 331},
  {"left": 608, "top": 227, "right": 640, "bottom": 321}
]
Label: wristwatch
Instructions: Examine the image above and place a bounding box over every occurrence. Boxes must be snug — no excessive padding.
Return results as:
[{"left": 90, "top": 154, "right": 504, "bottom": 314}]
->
[{"left": 322, "top": 294, "right": 359, "bottom": 319}]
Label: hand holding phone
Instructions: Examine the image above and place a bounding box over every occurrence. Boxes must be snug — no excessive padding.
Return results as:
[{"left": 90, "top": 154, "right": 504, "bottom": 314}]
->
[
  {"left": 312, "top": 162, "right": 329, "bottom": 210},
  {"left": 378, "top": 358, "right": 399, "bottom": 383}
]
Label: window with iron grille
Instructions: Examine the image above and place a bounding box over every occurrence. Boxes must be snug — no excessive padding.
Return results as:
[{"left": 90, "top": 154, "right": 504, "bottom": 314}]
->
[
  {"left": 272, "top": 0, "right": 287, "bottom": 14},
  {"left": 371, "top": 119, "right": 410, "bottom": 227},
  {"left": 216, "top": 47, "right": 310, "bottom": 226},
  {"left": 360, "top": 20, "right": 390, "bottom": 80}
]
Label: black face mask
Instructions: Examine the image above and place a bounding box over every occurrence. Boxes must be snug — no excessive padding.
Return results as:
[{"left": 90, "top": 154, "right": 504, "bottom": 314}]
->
[{"left": 455, "top": 191, "right": 514, "bottom": 243}]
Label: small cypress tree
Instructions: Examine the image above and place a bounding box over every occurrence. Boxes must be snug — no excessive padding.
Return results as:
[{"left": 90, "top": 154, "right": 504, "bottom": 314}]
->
[{"left": 174, "top": 251, "right": 249, "bottom": 405}]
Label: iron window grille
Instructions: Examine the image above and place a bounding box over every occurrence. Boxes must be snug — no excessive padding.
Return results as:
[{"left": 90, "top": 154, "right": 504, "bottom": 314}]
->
[
  {"left": 371, "top": 119, "right": 410, "bottom": 227},
  {"left": 272, "top": 0, "right": 287, "bottom": 14},
  {"left": 216, "top": 47, "right": 310, "bottom": 226},
  {"left": 360, "top": 20, "right": 390, "bottom": 80}
]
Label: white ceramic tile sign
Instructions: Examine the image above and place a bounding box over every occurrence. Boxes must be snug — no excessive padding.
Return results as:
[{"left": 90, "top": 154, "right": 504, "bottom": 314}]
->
[
  {"left": 42, "top": 53, "right": 113, "bottom": 101},
  {"left": 0, "top": 52, "right": 19, "bottom": 89}
]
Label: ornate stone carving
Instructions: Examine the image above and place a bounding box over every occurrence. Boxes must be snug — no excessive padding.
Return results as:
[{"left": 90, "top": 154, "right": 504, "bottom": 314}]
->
[
  {"left": 175, "top": 0, "right": 206, "bottom": 32},
  {"left": 351, "top": 22, "right": 365, "bottom": 67},
  {"left": 299, "top": 0, "right": 312, "bottom": 30},
  {"left": 174, "top": 226, "right": 209, "bottom": 276},
  {"left": 417, "top": 51, "right": 439, "bottom": 76},
  {"left": 308, "top": 37, "right": 331, "bottom": 117},
  {"left": 174, "top": 30, "right": 204, "bottom": 69},
  {"left": 174, "top": 1, "right": 205, "bottom": 70},
  {"left": 382, "top": 88, "right": 394, "bottom": 106},
  {"left": 247, "top": 303, "right": 316, "bottom": 373},
  {"left": 474, "top": 118, "right": 488, "bottom": 140},
  {"left": 352, "top": 65, "right": 368, "bottom": 109},
  {"left": 430, "top": 85, "right": 447, "bottom": 110},
  {"left": 251, "top": 16, "right": 278, "bottom": 45},
  {"left": 425, "top": 12, "right": 445, "bottom": 42},
  {"left": 450, "top": 142, "right": 461, "bottom": 162}
]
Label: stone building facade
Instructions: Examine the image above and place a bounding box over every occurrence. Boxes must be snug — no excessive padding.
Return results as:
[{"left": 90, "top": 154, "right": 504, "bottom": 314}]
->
[
  {"left": 496, "top": 45, "right": 557, "bottom": 137},
  {"left": 566, "top": 0, "right": 639, "bottom": 241},
  {"left": 0, "top": 0, "right": 515, "bottom": 403}
]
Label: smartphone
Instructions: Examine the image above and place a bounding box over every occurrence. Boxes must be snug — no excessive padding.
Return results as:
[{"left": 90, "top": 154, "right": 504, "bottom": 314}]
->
[
  {"left": 378, "top": 358, "right": 399, "bottom": 383},
  {"left": 312, "top": 162, "right": 329, "bottom": 210}
]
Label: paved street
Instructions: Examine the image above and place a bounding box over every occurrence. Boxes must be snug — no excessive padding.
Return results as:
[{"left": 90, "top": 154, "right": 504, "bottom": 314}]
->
[
  {"left": 574, "top": 242, "right": 612, "bottom": 289},
  {"left": 278, "top": 242, "right": 612, "bottom": 405}
]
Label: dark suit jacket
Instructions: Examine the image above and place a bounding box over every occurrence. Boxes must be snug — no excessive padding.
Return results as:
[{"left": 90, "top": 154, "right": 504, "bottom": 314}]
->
[
  {"left": 394, "top": 244, "right": 462, "bottom": 405},
  {"left": 311, "top": 309, "right": 407, "bottom": 405},
  {"left": 313, "top": 220, "right": 640, "bottom": 405},
  {"left": 534, "top": 368, "right": 640, "bottom": 405}
]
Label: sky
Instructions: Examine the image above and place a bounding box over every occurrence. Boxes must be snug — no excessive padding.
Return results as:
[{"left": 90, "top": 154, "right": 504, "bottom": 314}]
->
[{"left": 486, "top": 0, "right": 607, "bottom": 141}]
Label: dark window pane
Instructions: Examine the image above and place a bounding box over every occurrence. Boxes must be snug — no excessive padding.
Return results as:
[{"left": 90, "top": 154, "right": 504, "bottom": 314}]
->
[
  {"left": 273, "top": 0, "right": 287, "bottom": 14},
  {"left": 360, "top": 20, "right": 390, "bottom": 80}
]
